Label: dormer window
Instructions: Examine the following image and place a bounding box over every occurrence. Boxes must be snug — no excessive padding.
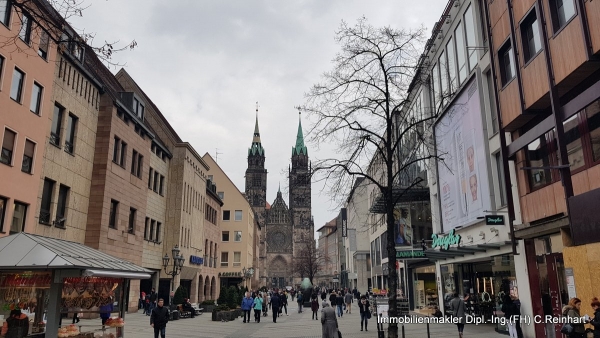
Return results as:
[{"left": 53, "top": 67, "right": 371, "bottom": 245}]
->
[{"left": 133, "top": 97, "right": 144, "bottom": 120}]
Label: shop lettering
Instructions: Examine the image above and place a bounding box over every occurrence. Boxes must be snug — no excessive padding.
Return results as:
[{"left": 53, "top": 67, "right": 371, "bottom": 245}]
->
[
  {"left": 189, "top": 255, "right": 204, "bottom": 265},
  {"left": 485, "top": 215, "right": 505, "bottom": 225},
  {"left": 431, "top": 229, "right": 461, "bottom": 250},
  {"left": 396, "top": 250, "right": 426, "bottom": 258}
]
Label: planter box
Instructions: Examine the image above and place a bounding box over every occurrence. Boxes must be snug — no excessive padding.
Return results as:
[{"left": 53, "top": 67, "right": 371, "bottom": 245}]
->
[
  {"left": 212, "top": 309, "right": 241, "bottom": 322},
  {"left": 203, "top": 305, "right": 216, "bottom": 313}
]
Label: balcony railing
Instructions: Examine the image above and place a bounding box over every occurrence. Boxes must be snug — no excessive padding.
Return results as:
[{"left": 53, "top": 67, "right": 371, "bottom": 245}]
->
[
  {"left": 64, "top": 141, "right": 74, "bottom": 154},
  {"left": 49, "top": 133, "right": 60, "bottom": 147},
  {"left": 39, "top": 211, "right": 51, "bottom": 225}
]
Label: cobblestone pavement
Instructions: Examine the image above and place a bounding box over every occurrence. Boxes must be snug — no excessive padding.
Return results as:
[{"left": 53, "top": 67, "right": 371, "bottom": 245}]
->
[{"left": 105, "top": 305, "right": 512, "bottom": 338}]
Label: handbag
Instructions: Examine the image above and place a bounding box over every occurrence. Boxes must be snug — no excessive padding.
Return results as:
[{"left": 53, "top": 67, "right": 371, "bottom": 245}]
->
[
  {"left": 337, "top": 330, "right": 342, "bottom": 338},
  {"left": 560, "top": 322, "right": 573, "bottom": 334},
  {"left": 366, "top": 310, "right": 372, "bottom": 319}
]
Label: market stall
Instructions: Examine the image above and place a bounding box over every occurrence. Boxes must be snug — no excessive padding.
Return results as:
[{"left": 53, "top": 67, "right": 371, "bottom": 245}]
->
[{"left": 0, "top": 233, "right": 151, "bottom": 337}]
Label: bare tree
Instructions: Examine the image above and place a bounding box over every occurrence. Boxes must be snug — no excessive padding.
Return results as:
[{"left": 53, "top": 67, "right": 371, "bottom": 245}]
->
[
  {"left": 0, "top": 0, "right": 136, "bottom": 66},
  {"left": 294, "top": 241, "right": 329, "bottom": 285},
  {"left": 299, "top": 18, "right": 451, "bottom": 338}
]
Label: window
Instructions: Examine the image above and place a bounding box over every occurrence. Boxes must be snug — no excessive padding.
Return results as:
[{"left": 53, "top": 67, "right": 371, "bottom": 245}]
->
[
  {"left": 233, "top": 252, "right": 241, "bottom": 267},
  {"left": 499, "top": 41, "right": 516, "bottom": 86},
  {"left": 51, "top": 104, "right": 63, "bottom": 146},
  {"left": 155, "top": 222, "right": 161, "bottom": 242},
  {"left": 148, "top": 168, "right": 153, "bottom": 189},
  {"left": 222, "top": 231, "right": 230, "bottom": 242},
  {"left": 109, "top": 199, "right": 119, "bottom": 229},
  {"left": 159, "top": 175, "right": 164, "bottom": 195},
  {"left": 455, "top": 21, "right": 467, "bottom": 84},
  {"left": 112, "top": 137, "right": 120, "bottom": 163},
  {"left": 464, "top": 4, "right": 477, "bottom": 71},
  {"left": 10, "top": 202, "right": 27, "bottom": 234},
  {"left": 550, "top": 0, "right": 576, "bottom": 33},
  {"left": 1, "top": 128, "right": 16, "bottom": 165},
  {"left": 563, "top": 115, "right": 585, "bottom": 171},
  {"left": 120, "top": 142, "right": 127, "bottom": 167},
  {"left": 439, "top": 50, "right": 448, "bottom": 99},
  {"left": 128, "top": 207, "right": 136, "bottom": 234},
  {"left": 486, "top": 71, "right": 498, "bottom": 134},
  {"left": 220, "top": 252, "right": 229, "bottom": 267},
  {"left": 526, "top": 132, "right": 557, "bottom": 190},
  {"left": 131, "top": 150, "right": 138, "bottom": 175},
  {"left": 10, "top": 68, "right": 24, "bottom": 102},
  {"left": 18, "top": 13, "right": 31, "bottom": 44},
  {"left": 149, "top": 220, "right": 155, "bottom": 241},
  {"left": 495, "top": 153, "right": 507, "bottom": 207},
  {"left": 0, "top": 197, "right": 6, "bottom": 232},
  {"left": 38, "top": 31, "right": 49, "bottom": 59},
  {"left": 153, "top": 171, "right": 159, "bottom": 192},
  {"left": 234, "top": 231, "right": 242, "bottom": 242},
  {"left": 234, "top": 210, "right": 242, "bottom": 221},
  {"left": 64, "top": 114, "right": 77, "bottom": 154},
  {"left": 223, "top": 210, "right": 231, "bottom": 221},
  {"left": 21, "top": 139, "right": 35, "bottom": 173},
  {"left": 208, "top": 175, "right": 213, "bottom": 181},
  {"left": 30, "top": 82, "right": 43, "bottom": 114},
  {"left": 40, "top": 178, "right": 54, "bottom": 224},
  {"left": 144, "top": 217, "right": 149, "bottom": 240},
  {"left": 0, "top": 56, "right": 4, "bottom": 83},
  {"left": 217, "top": 192, "right": 224, "bottom": 200},
  {"left": 446, "top": 37, "right": 457, "bottom": 91},
  {"left": 0, "top": 0, "right": 10, "bottom": 26},
  {"left": 521, "top": 10, "right": 542, "bottom": 63},
  {"left": 134, "top": 98, "right": 144, "bottom": 120},
  {"left": 431, "top": 63, "right": 440, "bottom": 110},
  {"left": 587, "top": 101, "right": 600, "bottom": 163},
  {"left": 55, "top": 184, "right": 69, "bottom": 227}
]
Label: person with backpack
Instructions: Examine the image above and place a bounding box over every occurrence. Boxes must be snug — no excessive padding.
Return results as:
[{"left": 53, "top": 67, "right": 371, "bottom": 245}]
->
[
  {"left": 1, "top": 310, "right": 29, "bottom": 338},
  {"left": 563, "top": 298, "right": 586, "bottom": 338},
  {"left": 589, "top": 298, "right": 600, "bottom": 338},
  {"left": 450, "top": 293, "right": 467, "bottom": 338},
  {"left": 297, "top": 292, "right": 304, "bottom": 313}
]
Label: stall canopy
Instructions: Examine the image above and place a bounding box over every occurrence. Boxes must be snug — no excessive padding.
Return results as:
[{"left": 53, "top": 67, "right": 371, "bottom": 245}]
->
[{"left": 0, "top": 232, "right": 151, "bottom": 278}]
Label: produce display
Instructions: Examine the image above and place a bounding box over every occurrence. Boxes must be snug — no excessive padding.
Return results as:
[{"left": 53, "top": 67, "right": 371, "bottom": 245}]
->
[
  {"left": 61, "top": 277, "right": 121, "bottom": 309},
  {"left": 57, "top": 324, "right": 80, "bottom": 337},
  {"left": 104, "top": 317, "right": 125, "bottom": 327}
]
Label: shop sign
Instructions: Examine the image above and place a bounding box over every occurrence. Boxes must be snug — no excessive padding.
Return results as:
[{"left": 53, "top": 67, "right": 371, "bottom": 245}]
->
[
  {"left": 332, "top": 278, "right": 339, "bottom": 283},
  {"left": 485, "top": 215, "right": 505, "bottom": 225},
  {"left": 431, "top": 229, "right": 461, "bottom": 250},
  {"left": 396, "top": 250, "right": 426, "bottom": 259},
  {"left": 341, "top": 208, "right": 348, "bottom": 237},
  {"left": 219, "top": 272, "right": 242, "bottom": 277},
  {"left": 565, "top": 268, "right": 577, "bottom": 299},
  {"left": 189, "top": 255, "right": 203, "bottom": 265}
]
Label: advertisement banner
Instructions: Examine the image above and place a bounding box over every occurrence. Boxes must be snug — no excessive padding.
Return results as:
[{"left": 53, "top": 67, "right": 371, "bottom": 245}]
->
[
  {"left": 394, "top": 207, "right": 412, "bottom": 246},
  {"left": 435, "top": 79, "right": 491, "bottom": 231},
  {"left": 341, "top": 208, "right": 348, "bottom": 237}
]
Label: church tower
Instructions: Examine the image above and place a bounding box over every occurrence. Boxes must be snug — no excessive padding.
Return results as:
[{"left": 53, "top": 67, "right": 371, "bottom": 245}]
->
[
  {"left": 289, "top": 112, "right": 313, "bottom": 272},
  {"left": 245, "top": 104, "right": 267, "bottom": 228}
]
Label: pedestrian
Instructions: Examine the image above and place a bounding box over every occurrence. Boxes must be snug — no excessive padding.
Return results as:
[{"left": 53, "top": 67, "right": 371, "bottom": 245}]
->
[
  {"left": 241, "top": 292, "right": 254, "bottom": 323},
  {"left": 1, "top": 309, "right": 29, "bottom": 338},
  {"left": 99, "top": 298, "right": 113, "bottom": 326},
  {"left": 297, "top": 292, "right": 304, "bottom": 313},
  {"left": 321, "top": 290, "right": 327, "bottom": 303},
  {"left": 329, "top": 291, "right": 336, "bottom": 306},
  {"left": 144, "top": 293, "right": 151, "bottom": 315},
  {"left": 262, "top": 292, "right": 269, "bottom": 317},
  {"left": 588, "top": 297, "right": 600, "bottom": 338},
  {"left": 311, "top": 296, "right": 320, "bottom": 320},
  {"left": 336, "top": 292, "right": 344, "bottom": 317},
  {"left": 182, "top": 298, "right": 196, "bottom": 318},
  {"left": 150, "top": 298, "right": 169, "bottom": 338},
  {"left": 501, "top": 295, "right": 518, "bottom": 338},
  {"left": 563, "top": 298, "right": 585, "bottom": 338},
  {"left": 271, "top": 291, "right": 281, "bottom": 323},
  {"left": 253, "top": 293, "right": 263, "bottom": 323},
  {"left": 352, "top": 287, "right": 358, "bottom": 300},
  {"left": 358, "top": 295, "right": 370, "bottom": 331},
  {"left": 511, "top": 295, "right": 523, "bottom": 338},
  {"left": 344, "top": 291, "right": 353, "bottom": 314},
  {"left": 280, "top": 292, "right": 288, "bottom": 316},
  {"left": 450, "top": 293, "right": 466, "bottom": 338},
  {"left": 321, "top": 301, "right": 338, "bottom": 338},
  {"left": 149, "top": 288, "right": 158, "bottom": 313},
  {"left": 140, "top": 290, "right": 146, "bottom": 310}
]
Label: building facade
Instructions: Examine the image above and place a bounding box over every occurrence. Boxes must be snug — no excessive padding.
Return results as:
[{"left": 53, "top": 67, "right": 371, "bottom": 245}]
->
[{"left": 343, "top": 177, "right": 371, "bottom": 293}]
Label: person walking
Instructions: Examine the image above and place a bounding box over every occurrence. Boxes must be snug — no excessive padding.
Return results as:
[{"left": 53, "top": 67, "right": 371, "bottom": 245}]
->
[
  {"left": 149, "top": 288, "right": 158, "bottom": 313},
  {"left": 262, "top": 292, "right": 269, "bottom": 317},
  {"left": 150, "top": 299, "right": 169, "bottom": 338},
  {"left": 144, "top": 293, "right": 151, "bottom": 315},
  {"left": 589, "top": 298, "right": 600, "bottom": 338},
  {"left": 1, "top": 309, "right": 29, "bottom": 338},
  {"left": 271, "top": 291, "right": 281, "bottom": 323},
  {"left": 280, "top": 291, "right": 288, "bottom": 316},
  {"left": 450, "top": 293, "right": 467, "bottom": 338},
  {"left": 501, "top": 295, "right": 518, "bottom": 338},
  {"left": 563, "top": 298, "right": 585, "bottom": 338},
  {"left": 321, "top": 301, "right": 338, "bottom": 338},
  {"left": 329, "top": 291, "right": 336, "bottom": 306},
  {"left": 321, "top": 290, "right": 327, "bottom": 303},
  {"left": 297, "top": 292, "right": 304, "bottom": 313},
  {"left": 345, "top": 291, "right": 353, "bottom": 314},
  {"left": 99, "top": 299, "right": 113, "bottom": 326},
  {"left": 336, "top": 292, "right": 344, "bottom": 317},
  {"left": 358, "top": 295, "right": 370, "bottom": 331},
  {"left": 241, "top": 292, "right": 254, "bottom": 323},
  {"left": 253, "top": 293, "right": 263, "bottom": 323},
  {"left": 311, "top": 296, "right": 320, "bottom": 320}
]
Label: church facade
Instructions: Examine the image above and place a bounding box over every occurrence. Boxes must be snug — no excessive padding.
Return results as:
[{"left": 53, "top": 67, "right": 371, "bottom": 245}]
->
[{"left": 245, "top": 112, "right": 314, "bottom": 289}]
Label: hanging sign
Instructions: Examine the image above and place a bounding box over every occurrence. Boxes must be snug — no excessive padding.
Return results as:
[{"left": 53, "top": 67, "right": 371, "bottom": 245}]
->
[
  {"left": 485, "top": 215, "right": 505, "bottom": 225},
  {"left": 190, "top": 255, "right": 204, "bottom": 265},
  {"left": 431, "top": 229, "right": 461, "bottom": 250},
  {"left": 396, "top": 250, "right": 426, "bottom": 259},
  {"left": 341, "top": 208, "right": 348, "bottom": 237}
]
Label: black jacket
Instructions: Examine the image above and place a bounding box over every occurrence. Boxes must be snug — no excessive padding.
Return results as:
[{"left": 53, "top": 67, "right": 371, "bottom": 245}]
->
[
  {"left": 358, "top": 300, "right": 370, "bottom": 314},
  {"left": 150, "top": 306, "right": 170, "bottom": 328},
  {"left": 271, "top": 294, "right": 281, "bottom": 309},
  {"left": 329, "top": 294, "right": 336, "bottom": 303},
  {"left": 336, "top": 295, "right": 344, "bottom": 306},
  {"left": 281, "top": 294, "right": 288, "bottom": 305},
  {"left": 590, "top": 309, "right": 600, "bottom": 338},
  {"left": 149, "top": 292, "right": 157, "bottom": 302}
]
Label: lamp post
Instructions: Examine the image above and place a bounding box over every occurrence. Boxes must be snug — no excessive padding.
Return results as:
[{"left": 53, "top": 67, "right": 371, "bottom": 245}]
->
[
  {"left": 242, "top": 267, "right": 255, "bottom": 289},
  {"left": 163, "top": 245, "right": 185, "bottom": 306}
]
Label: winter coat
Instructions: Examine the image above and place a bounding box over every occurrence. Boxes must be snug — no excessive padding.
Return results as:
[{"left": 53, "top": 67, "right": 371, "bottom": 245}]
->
[
  {"left": 321, "top": 305, "right": 338, "bottom": 338},
  {"left": 253, "top": 297, "right": 263, "bottom": 311},
  {"left": 1, "top": 314, "right": 29, "bottom": 338},
  {"left": 344, "top": 293, "right": 353, "bottom": 304},
  {"left": 358, "top": 299, "right": 370, "bottom": 314},
  {"left": 450, "top": 297, "right": 466, "bottom": 323},
  {"left": 321, "top": 292, "right": 327, "bottom": 301},
  {"left": 311, "top": 299, "right": 320, "bottom": 312},
  {"left": 241, "top": 297, "right": 254, "bottom": 311},
  {"left": 99, "top": 303, "right": 113, "bottom": 320},
  {"left": 502, "top": 299, "right": 518, "bottom": 319},
  {"left": 150, "top": 305, "right": 170, "bottom": 329},
  {"left": 336, "top": 295, "right": 344, "bottom": 306},
  {"left": 563, "top": 305, "right": 585, "bottom": 334},
  {"left": 281, "top": 294, "right": 288, "bottom": 305},
  {"left": 590, "top": 308, "right": 600, "bottom": 338},
  {"left": 296, "top": 293, "right": 303, "bottom": 304},
  {"left": 329, "top": 293, "right": 336, "bottom": 303},
  {"left": 271, "top": 294, "right": 281, "bottom": 309}
]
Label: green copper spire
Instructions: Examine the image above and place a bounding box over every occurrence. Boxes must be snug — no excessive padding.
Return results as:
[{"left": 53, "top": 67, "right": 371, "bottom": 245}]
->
[
  {"left": 292, "top": 111, "right": 308, "bottom": 156},
  {"left": 248, "top": 102, "right": 265, "bottom": 156}
]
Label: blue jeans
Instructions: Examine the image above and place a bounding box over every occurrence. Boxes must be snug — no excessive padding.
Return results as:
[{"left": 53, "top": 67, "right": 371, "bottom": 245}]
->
[
  {"left": 337, "top": 304, "right": 343, "bottom": 317},
  {"left": 154, "top": 326, "right": 165, "bottom": 338},
  {"left": 360, "top": 311, "right": 368, "bottom": 325}
]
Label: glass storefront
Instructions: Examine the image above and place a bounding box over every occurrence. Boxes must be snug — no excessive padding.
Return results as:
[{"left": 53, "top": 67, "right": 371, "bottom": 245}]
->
[{"left": 413, "top": 265, "right": 437, "bottom": 315}]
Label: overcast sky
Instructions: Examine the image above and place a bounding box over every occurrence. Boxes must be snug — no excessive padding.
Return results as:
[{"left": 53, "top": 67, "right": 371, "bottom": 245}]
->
[{"left": 70, "top": 0, "right": 448, "bottom": 239}]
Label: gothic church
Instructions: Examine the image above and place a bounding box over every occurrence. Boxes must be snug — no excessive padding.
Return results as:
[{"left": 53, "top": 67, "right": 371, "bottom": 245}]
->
[{"left": 245, "top": 110, "right": 314, "bottom": 289}]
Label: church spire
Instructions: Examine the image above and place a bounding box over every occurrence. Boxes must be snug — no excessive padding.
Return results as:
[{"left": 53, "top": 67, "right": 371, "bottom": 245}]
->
[
  {"left": 249, "top": 102, "right": 264, "bottom": 156},
  {"left": 292, "top": 111, "right": 308, "bottom": 156},
  {"left": 253, "top": 102, "right": 261, "bottom": 143}
]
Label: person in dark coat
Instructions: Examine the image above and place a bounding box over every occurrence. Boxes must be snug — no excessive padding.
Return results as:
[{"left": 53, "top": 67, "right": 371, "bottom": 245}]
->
[
  {"left": 564, "top": 298, "right": 585, "bottom": 338},
  {"left": 99, "top": 298, "right": 114, "bottom": 326},
  {"left": 321, "top": 301, "right": 338, "bottom": 338},
  {"left": 329, "top": 292, "right": 336, "bottom": 305},
  {"left": 280, "top": 291, "right": 288, "bottom": 316},
  {"left": 358, "top": 295, "right": 370, "bottom": 331},
  {"left": 589, "top": 298, "right": 600, "bottom": 338},
  {"left": 501, "top": 295, "right": 518, "bottom": 338},
  {"left": 321, "top": 291, "right": 327, "bottom": 302},
  {"left": 1, "top": 309, "right": 29, "bottom": 338},
  {"left": 150, "top": 299, "right": 169, "bottom": 338},
  {"left": 311, "top": 296, "right": 320, "bottom": 320},
  {"left": 335, "top": 292, "right": 344, "bottom": 317},
  {"left": 270, "top": 292, "right": 281, "bottom": 323},
  {"left": 450, "top": 293, "right": 466, "bottom": 338}
]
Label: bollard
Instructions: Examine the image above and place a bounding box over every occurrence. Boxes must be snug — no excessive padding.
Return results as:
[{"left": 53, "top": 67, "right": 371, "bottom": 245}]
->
[
  {"left": 401, "top": 324, "right": 405, "bottom": 338},
  {"left": 426, "top": 322, "right": 430, "bottom": 338}
]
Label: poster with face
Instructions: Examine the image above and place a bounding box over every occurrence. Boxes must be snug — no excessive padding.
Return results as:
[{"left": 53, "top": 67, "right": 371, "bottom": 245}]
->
[
  {"left": 394, "top": 207, "right": 412, "bottom": 246},
  {"left": 435, "top": 79, "right": 491, "bottom": 232}
]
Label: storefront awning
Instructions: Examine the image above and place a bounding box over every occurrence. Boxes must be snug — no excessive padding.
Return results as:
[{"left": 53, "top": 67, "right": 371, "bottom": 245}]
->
[
  {"left": 420, "top": 241, "right": 512, "bottom": 261},
  {"left": 369, "top": 187, "right": 430, "bottom": 214},
  {"left": 0, "top": 232, "right": 151, "bottom": 277}
]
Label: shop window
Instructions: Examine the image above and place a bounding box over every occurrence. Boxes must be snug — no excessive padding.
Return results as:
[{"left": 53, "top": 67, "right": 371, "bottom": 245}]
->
[
  {"left": 50, "top": 104, "right": 63, "bottom": 146},
  {"left": 55, "top": 184, "right": 69, "bottom": 227},
  {"left": 499, "top": 40, "right": 516, "bottom": 87},
  {"left": 526, "top": 132, "right": 557, "bottom": 190},
  {"left": 520, "top": 9, "right": 542, "bottom": 63},
  {"left": 10, "top": 201, "right": 27, "bottom": 234},
  {"left": 222, "top": 231, "right": 229, "bottom": 242},
  {"left": 21, "top": 139, "right": 35, "bottom": 174},
  {"left": 1, "top": 128, "right": 16, "bottom": 165},
  {"left": 109, "top": 199, "right": 118, "bottom": 229},
  {"left": 563, "top": 115, "right": 585, "bottom": 171},
  {"left": 586, "top": 100, "right": 600, "bottom": 163},
  {"left": 40, "top": 179, "right": 54, "bottom": 225},
  {"left": 549, "top": 0, "right": 576, "bottom": 33}
]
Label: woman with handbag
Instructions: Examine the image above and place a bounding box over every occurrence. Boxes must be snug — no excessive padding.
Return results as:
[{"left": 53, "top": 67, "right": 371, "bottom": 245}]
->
[
  {"left": 358, "top": 295, "right": 371, "bottom": 331},
  {"left": 563, "top": 298, "right": 585, "bottom": 338}
]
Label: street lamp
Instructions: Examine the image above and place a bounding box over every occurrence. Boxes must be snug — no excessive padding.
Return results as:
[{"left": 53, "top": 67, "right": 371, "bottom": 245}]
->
[
  {"left": 241, "top": 267, "right": 254, "bottom": 288},
  {"left": 163, "top": 245, "right": 185, "bottom": 305}
]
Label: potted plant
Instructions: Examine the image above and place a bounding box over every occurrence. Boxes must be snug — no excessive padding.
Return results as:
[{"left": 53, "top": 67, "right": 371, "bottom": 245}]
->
[{"left": 201, "top": 299, "right": 216, "bottom": 313}]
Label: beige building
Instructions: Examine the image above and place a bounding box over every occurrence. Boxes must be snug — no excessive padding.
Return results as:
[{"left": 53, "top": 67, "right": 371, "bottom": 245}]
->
[
  {"left": 315, "top": 219, "right": 338, "bottom": 288},
  {"left": 203, "top": 153, "right": 258, "bottom": 290}
]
